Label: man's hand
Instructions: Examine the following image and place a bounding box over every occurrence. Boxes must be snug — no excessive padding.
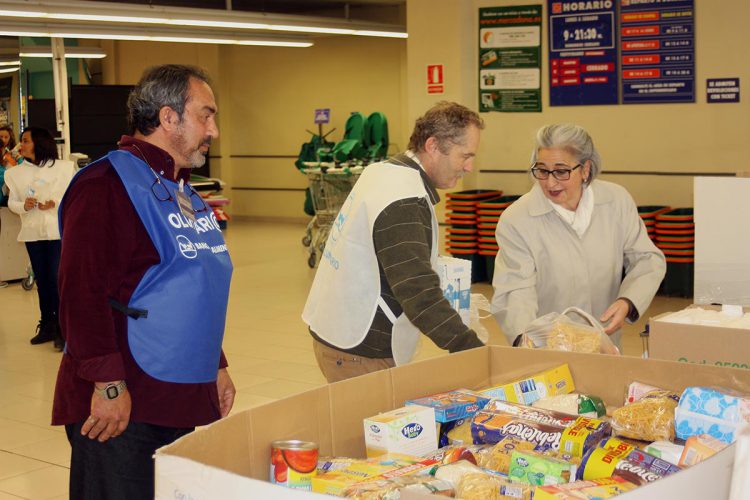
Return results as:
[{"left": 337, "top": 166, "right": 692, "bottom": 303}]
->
[
  {"left": 82, "top": 383, "right": 131, "bottom": 442},
  {"left": 216, "top": 368, "right": 236, "bottom": 418},
  {"left": 23, "top": 197, "right": 37, "bottom": 211},
  {"left": 600, "top": 299, "right": 631, "bottom": 335},
  {"left": 37, "top": 200, "right": 56, "bottom": 210}
]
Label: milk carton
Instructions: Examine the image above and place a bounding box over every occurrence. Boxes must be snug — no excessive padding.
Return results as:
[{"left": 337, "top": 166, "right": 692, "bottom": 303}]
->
[{"left": 364, "top": 405, "right": 438, "bottom": 458}]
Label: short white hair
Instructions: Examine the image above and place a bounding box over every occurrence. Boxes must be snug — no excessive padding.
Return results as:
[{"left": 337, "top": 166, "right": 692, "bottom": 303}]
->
[{"left": 530, "top": 124, "right": 601, "bottom": 184}]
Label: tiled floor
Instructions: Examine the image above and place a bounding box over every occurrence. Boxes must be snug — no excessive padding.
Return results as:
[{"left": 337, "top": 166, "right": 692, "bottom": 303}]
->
[{"left": 0, "top": 219, "right": 691, "bottom": 498}]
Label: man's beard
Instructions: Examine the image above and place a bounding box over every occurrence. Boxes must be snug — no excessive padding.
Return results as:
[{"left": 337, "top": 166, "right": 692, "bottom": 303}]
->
[{"left": 172, "top": 130, "right": 211, "bottom": 169}]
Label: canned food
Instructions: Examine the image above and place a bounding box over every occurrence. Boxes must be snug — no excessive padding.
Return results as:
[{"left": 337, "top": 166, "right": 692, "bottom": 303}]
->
[{"left": 270, "top": 440, "right": 318, "bottom": 490}]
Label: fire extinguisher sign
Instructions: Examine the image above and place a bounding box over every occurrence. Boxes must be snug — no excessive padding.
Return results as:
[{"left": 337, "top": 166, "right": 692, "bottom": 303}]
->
[{"left": 427, "top": 64, "right": 444, "bottom": 94}]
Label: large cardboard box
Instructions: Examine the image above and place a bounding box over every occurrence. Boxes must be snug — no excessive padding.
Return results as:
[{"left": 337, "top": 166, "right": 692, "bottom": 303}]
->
[
  {"left": 649, "top": 305, "right": 750, "bottom": 370},
  {"left": 155, "top": 346, "right": 750, "bottom": 499}
]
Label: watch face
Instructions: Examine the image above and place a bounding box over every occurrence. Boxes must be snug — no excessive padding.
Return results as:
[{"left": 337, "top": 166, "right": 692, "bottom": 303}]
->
[{"left": 106, "top": 385, "right": 119, "bottom": 399}]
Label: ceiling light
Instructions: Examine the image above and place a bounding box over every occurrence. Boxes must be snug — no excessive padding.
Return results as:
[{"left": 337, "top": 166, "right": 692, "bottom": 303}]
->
[
  {"left": 20, "top": 46, "right": 108, "bottom": 58},
  {"left": 0, "top": 0, "right": 407, "bottom": 39},
  {"left": 0, "top": 66, "right": 20, "bottom": 73}
]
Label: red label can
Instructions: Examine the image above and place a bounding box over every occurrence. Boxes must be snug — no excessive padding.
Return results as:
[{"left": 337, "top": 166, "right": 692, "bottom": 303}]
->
[{"left": 270, "top": 440, "right": 318, "bottom": 490}]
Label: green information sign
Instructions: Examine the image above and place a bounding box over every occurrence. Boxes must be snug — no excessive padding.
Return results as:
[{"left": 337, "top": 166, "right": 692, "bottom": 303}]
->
[{"left": 479, "top": 5, "right": 542, "bottom": 112}]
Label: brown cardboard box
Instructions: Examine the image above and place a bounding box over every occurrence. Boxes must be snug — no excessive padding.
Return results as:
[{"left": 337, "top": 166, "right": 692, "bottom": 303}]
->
[
  {"left": 649, "top": 305, "right": 750, "bottom": 370},
  {"left": 155, "top": 346, "right": 750, "bottom": 499}
]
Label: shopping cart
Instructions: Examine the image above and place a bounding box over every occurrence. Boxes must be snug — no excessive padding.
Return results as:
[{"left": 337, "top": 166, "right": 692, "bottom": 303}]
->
[{"left": 302, "top": 165, "right": 363, "bottom": 268}]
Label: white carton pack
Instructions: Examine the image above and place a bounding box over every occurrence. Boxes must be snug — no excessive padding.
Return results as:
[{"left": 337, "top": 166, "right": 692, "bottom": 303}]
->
[
  {"left": 435, "top": 256, "right": 471, "bottom": 326},
  {"left": 364, "top": 405, "right": 437, "bottom": 458}
]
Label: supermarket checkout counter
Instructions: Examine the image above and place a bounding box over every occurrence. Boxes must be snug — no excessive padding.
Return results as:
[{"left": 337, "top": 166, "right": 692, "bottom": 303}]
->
[{"left": 0, "top": 207, "right": 28, "bottom": 281}]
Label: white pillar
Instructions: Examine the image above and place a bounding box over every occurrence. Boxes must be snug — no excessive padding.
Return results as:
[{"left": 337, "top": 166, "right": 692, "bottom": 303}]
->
[{"left": 50, "top": 38, "right": 71, "bottom": 160}]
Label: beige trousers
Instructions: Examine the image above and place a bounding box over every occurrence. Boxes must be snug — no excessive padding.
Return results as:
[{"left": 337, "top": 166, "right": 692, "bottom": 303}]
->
[{"left": 312, "top": 339, "right": 395, "bottom": 383}]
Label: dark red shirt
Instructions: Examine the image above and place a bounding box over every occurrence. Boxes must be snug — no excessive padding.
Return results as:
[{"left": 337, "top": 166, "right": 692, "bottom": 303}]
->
[{"left": 52, "top": 136, "right": 228, "bottom": 428}]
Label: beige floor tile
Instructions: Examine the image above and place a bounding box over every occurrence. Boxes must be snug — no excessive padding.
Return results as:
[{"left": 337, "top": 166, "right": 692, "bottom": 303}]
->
[
  {"left": 0, "top": 420, "right": 62, "bottom": 450},
  {"left": 0, "top": 491, "right": 26, "bottom": 499},
  {"left": 8, "top": 434, "right": 71, "bottom": 468},
  {"left": 227, "top": 371, "right": 276, "bottom": 391},
  {"left": 0, "top": 465, "right": 68, "bottom": 499},
  {"left": 0, "top": 451, "right": 48, "bottom": 481}
]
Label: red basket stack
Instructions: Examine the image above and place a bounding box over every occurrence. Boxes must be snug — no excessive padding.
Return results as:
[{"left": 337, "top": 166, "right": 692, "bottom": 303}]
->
[
  {"left": 476, "top": 195, "right": 521, "bottom": 281},
  {"left": 654, "top": 208, "right": 694, "bottom": 297},
  {"left": 638, "top": 205, "right": 671, "bottom": 243},
  {"left": 445, "top": 190, "right": 502, "bottom": 283}
]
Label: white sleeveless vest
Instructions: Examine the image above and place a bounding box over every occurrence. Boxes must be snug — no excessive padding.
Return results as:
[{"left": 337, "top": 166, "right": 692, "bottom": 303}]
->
[{"left": 302, "top": 160, "right": 438, "bottom": 365}]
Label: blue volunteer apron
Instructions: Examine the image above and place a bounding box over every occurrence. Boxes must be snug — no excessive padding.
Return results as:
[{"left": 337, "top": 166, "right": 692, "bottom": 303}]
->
[{"left": 61, "top": 150, "right": 233, "bottom": 383}]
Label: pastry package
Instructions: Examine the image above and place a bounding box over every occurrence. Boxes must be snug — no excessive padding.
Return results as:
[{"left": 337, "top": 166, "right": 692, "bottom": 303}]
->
[
  {"left": 456, "top": 472, "right": 533, "bottom": 500},
  {"left": 482, "top": 400, "right": 579, "bottom": 428},
  {"left": 433, "top": 460, "right": 485, "bottom": 486},
  {"left": 578, "top": 437, "right": 681, "bottom": 485},
  {"left": 678, "top": 434, "right": 729, "bottom": 467},
  {"left": 424, "top": 444, "right": 490, "bottom": 467},
  {"left": 533, "top": 394, "right": 606, "bottom": 418},
  {"left": 475, "top": 437, "right": 537, "bottom": 474},
  {"left": 342, "top": 475, "right": 454, "bottom": 499},
  {"left": 611, "top": 389, "right": 679, "bottom": 441},
  {"left": 534, "top": 477, "right": 638, "bottom": 499},
  {"left": 471, "top": 411, "right": 567, "bottom": 449},
  {"left": 519, "top": 307, "right": 620, "bottom": 355},
  {"left": 507, "top": 450, "right": 575, "bottom": 486}
]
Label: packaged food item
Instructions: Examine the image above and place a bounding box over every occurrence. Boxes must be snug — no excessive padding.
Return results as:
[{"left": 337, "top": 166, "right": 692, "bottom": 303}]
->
[
  {"left": 644, "top": 441, "right": 685, "bottom": 466},
  {"left": 312, "top": 454, "right": 421, "bottom": 496},
  {"left": 534, "top": 477, "right": 638, "bottom": 499},
  {"left": 318, "top": 457, "right": 359, "bottom": 473},
  {"left": 475, "top": 437, "right": 536, "bottom": 474},
  {"left": 444, "top": 418, "right": 473, "bottom": 445},
  {"left": 578, "top": 437, "right": 681, "bottom": 485},
  {"left": 507, "top": 450, "right": 575, "bottom": 486},
  {"left": 471, "top": 412, "right": 566, "bottom": 450},
  {"left": 519, "top": 307, "right": 619, "bottom": 355},
  {"left": 433, "top": 459, "right": 485, "bottom": 486},
  {"left": 533, "top": 393, "right": 606, "bottom": 418},
  {"left": 270, "top": 440, "right": 318, "bottom": 490},
  {"left": 675, "top": 387, "right": 750, "bottom": 444},
  {"left": 456, "top": 472, "right": 533, "bottom": 500},
  {"left": 559, "top": 416, "right": 611, "bottom": 458},
  {"left": 480, "top": 364, "right": 575, "bottom": 405},
  {"left": 405, "top": 389, "right": 491, "bottom": 423},
  {"left": 364, "top": 405, "right": 438, "bottom": 458},
  {"left": 342, "top": 476, "right": 454, "bottom": 499},
  {"left": 678, "top": 434, "right": 728, "bottom": 467},
  {"left": 611, "top": 389, "right": 679, "bottom": 441},
  {"left": 482, "top": 400, "right": 579, "bottom": 427},
  {"left": 626, "top": 381, "right": 663, "bottom": 404},
  {"left": 424, "top": 444, "right": 489, "bottom": 466}
]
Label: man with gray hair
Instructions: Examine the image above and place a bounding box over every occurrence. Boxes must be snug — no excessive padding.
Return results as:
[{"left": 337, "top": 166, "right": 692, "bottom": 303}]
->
[
  {"left": 52, "top": 65, "right": 235, "bottom": 499},
  {"left": 304, "top": 101, "right": 486, "bottom": 382}
]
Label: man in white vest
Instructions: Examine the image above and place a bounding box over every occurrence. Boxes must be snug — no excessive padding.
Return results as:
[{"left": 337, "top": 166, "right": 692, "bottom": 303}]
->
[{"left": 303, "top": 102, "right": 486, "bottom": 383}]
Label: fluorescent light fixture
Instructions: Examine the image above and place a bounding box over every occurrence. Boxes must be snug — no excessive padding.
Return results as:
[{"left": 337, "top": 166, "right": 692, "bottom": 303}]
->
[
  {"left": 0, "top": 66, "right": 20, "bottom": 73},
  {"left": 0, "top": 59, "right": 21, "bottom": 66},
  {"left": 20, "top": 46, "right": 108, "bottom": 58},
  {"left": 0, "top": 0, "right": 407, "bottom": 39}
]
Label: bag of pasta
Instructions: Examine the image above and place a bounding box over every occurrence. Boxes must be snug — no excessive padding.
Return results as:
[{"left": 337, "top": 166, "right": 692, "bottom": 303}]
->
[
  {"left": 611, "top": 389, "right": 680, "bottom": 442},
  {"left": 520, "top": 307, "right": 620, "bottom": 355}
]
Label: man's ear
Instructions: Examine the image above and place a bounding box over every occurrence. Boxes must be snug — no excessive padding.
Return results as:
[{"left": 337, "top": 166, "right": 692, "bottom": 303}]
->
[
  {"left": 159, "top": 106, "right": 179, "bottom": 132},
  {"left": 424, "top": 136, "right": 440, "bottom": 155}
]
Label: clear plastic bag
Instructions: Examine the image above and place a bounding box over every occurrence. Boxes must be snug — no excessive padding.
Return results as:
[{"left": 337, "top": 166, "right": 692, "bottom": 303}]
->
[{"left": 520, "top": 307, "right": 620, "bottom": 355}]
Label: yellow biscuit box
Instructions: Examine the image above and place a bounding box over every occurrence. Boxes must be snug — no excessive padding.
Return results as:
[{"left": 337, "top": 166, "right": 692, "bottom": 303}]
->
[{"left": 480, "top": 364, "right": 575, "bottom": 405}]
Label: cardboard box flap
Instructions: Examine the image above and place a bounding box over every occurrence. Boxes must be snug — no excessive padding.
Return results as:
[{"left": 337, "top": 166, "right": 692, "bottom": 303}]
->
[
  {"left": 390, "top": 347, "right": 491, "bottom": 405},
  {"left": 250, "top": 386, "right": 333, "bottom": 479},
  {"left": 156, "top": 409, "right": 253, "bottom": 477},
  {"left": 328, "top": 369, "right": 393, "bottom": 458}
]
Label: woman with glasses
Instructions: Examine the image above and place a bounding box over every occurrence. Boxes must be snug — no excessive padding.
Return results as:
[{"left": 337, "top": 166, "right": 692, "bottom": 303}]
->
[
  {"left": 491, "top": 123, "right": 666, "bottom": 348},
  {"left": 4, "top": 127, "right": 76, "bottom": 350}
]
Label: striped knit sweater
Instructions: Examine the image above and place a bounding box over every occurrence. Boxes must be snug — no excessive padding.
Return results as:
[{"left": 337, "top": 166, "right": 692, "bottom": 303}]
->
[{"left": 311, "top": 154, "right": 483, "bottom": 358}]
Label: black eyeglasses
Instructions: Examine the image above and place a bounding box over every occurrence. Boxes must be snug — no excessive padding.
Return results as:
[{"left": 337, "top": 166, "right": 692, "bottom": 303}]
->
[
  {"left": 150, "top": 173, "right": 209, "bottom": 214},
  {"left": 530, "top": 163, "right": 582, "bottom": 181}
]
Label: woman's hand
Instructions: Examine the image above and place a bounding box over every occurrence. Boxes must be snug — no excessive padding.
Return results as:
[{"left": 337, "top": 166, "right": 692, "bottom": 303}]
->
[
  {"left": 37, "top": 200, "right": 56, "bottom": 211},
  {"left": 23, "top": 197, "right": 37, "bottom": 211},
  {"left": 600, "top": 298, "right": 631, "bottom": 335}
]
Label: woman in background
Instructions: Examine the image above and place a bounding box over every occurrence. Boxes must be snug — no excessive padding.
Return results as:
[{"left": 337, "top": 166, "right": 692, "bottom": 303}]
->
[{"left": 4, "top": 127, "right": 76, "bottom": 350}]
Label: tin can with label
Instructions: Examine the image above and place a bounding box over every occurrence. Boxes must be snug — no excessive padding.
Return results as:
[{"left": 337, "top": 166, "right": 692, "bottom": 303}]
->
[{"left": 270, "top": 440, "right": 318, "bottom": 490}]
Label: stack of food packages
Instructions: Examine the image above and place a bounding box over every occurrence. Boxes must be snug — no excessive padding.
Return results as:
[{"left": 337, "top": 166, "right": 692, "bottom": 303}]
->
[{"left": 307, "top": 363, "right": 750, "bottom": 499}]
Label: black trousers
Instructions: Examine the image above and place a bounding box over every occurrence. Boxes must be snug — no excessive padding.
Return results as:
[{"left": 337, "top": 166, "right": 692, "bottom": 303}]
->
[
  {"left": 25, "top": 239, "right": 61, "bottom": 323},
  {"left": 65, "top": 421, "right": 194, "bottom": 500}
]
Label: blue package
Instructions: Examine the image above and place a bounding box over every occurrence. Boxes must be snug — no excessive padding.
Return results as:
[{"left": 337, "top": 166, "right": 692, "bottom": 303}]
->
[
  {"left": 675, "top": 387, "right": 750, "bottom": 443},
  {"left": 405, "top": 389, "right": 491, "bottom": 423}
]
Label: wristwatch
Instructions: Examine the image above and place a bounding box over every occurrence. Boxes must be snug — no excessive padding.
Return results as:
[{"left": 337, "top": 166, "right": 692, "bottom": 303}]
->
[{"left": 94, "top": 380, "right": 127, "bottom": 400}]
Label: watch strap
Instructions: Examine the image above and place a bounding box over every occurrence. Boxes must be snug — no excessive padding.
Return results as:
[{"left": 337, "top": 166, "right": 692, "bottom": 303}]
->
[{"left": 94, "top": 380, "right": 127, "bottom": 400}]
